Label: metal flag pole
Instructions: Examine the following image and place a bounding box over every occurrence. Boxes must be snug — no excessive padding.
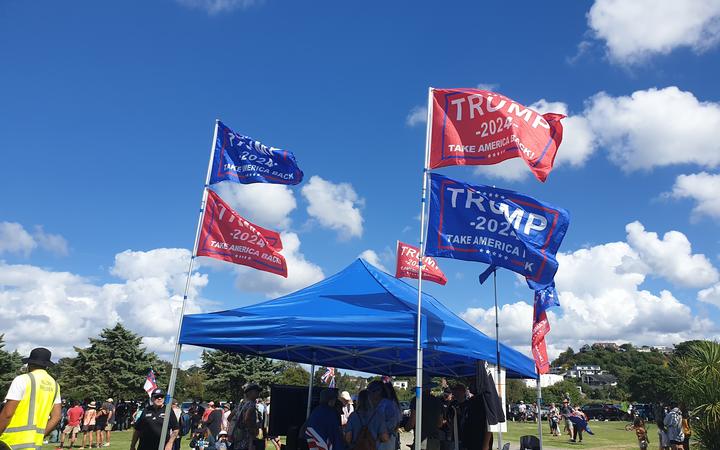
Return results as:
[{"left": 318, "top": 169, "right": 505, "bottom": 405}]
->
[
  {"left": 158, "top": 119, "right": 220, "bottom": 450},
  {"left": 414, "top": 86, "right": 434, "bottom": 450},
  {"left": 493, "top": 269, "right": 503, "bottom": 450},
  {"left": 306, "top": 364, "right": 315, "bottom": 419},
  {"left": 537, "top": 378, "right": 544, "bottom": 449}
]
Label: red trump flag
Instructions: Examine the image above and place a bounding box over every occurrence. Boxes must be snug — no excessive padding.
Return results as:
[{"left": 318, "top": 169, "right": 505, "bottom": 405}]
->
[
  {"left": 531, "top": 307, "right": 551, "bottom": 374},
  {"left": 429, "top": 88, "right": 565, "bottom": 182},
  {"left": 395, "top": 241, "right": 447, "bottom": 286},
  {"left": 197, "top": 189, "right": 287, "bottom": 277}
]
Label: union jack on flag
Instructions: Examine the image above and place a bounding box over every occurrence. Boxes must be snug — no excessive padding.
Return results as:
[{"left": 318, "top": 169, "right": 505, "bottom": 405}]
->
[
  {"left": 321, "top": 367, "right": 335, "bottom": 387},
  {"left": 143, "top": 369, "right": 157, "bottom": 397}
]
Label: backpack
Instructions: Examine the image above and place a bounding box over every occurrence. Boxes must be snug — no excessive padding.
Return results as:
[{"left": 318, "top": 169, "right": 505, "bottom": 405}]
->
[{"left": 353, "top": 410, "right": 378, "bottom": 450}]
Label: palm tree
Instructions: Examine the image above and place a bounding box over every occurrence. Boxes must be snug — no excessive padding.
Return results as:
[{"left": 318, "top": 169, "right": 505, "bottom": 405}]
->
[{"left": 673, "top": 341, "right": 720, "bottom": 449}]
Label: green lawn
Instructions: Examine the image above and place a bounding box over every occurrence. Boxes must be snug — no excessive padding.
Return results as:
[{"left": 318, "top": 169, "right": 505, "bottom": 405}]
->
[
  {"left": 499, "top": 420, "right": 655, "bottom": 449},
  {"left": 43, "top": 422, "right": 653, "bottom": 450}
]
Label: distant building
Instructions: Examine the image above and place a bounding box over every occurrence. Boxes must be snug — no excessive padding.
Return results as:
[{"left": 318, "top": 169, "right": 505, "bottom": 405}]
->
[
  {"left": 524, "top": 374, "right": 564, "bottom": 388},
  {"left": 392, "top": 380, "right": 409, "bottom": 390},
  {"left": 565, "top": 365, "right": 604, "bottom": 380},
  {"left": 637, "top": 345, "right": 652, "bottom": 353},
  {"left": 592, "top": 342, "right": 619, "bottom": 351},
  {"left": 653, "top": 346, "right": 674, "bottom": 354},
  {"left": 582, "top": 373, "right": 618, "bottom": 389}
]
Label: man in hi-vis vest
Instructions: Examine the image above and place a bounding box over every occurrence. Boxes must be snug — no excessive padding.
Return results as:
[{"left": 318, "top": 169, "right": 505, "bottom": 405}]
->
[{"left": 0, "top": 347, "right": 62, "bottom": 450}]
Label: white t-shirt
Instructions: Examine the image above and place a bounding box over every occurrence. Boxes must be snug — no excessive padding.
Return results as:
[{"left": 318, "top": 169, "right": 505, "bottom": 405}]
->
[{"left": 5, "top": 372, "right": 61, "bottom": 404}]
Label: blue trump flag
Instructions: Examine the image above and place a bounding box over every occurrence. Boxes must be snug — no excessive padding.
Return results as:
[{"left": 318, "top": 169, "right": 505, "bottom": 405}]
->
[
  {"left": 209, "top": 121, "right": 304, "bottom": 185},
  {"left": 425, "top": 173, "right": 570, "bottom": 288}
]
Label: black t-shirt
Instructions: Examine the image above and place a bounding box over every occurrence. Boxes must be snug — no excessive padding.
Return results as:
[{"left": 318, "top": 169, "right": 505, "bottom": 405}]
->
[
  {"left": 205, "top": 409, "right": 223, "bottom": 437},
  {"left": 135, "top": 405, "right": 179, "bottom": 450},
  {"left": 410, "top": 393, "right": 443, "bottom": 441},
  {"left": 459, "top": 396, "right": 488, "bottom": 450}
]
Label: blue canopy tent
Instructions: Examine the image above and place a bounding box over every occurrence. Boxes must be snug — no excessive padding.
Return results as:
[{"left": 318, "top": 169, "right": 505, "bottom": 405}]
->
[{"left": 179, "top": 258, "right": 537, "bottom": 379}]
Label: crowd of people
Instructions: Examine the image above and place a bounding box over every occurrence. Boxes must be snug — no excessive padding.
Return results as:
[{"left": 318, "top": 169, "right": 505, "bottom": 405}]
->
[{"left": 625, "top": 404, "right": 692, "bottom": 450}]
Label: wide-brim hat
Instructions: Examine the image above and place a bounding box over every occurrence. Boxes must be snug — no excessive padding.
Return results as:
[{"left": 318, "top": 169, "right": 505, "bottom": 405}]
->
[
  {"left": 340, "top": 391, "right": 352, "bottom": 402},
  {"left": 21, "top": 347, "right": 54, "bottom": 367},
  {"left": 89, "top": 401, "right": 97, "bottom": 408}
]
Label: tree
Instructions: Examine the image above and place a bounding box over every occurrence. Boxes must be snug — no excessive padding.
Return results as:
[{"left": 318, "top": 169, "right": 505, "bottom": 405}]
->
[
  {"left": 0, "top": 335, "right": 22, "bottom": 394},
  {"left": 57, "top": 323, "right": 164, "bottom": 400},
  {"left": 673, "top": 340, "right": 720, "bottom": 450},
  {"left": 277, "top": 363, "right": 310, "bottom": 386},
  {"left": 201, "top": 350, "right": 283, "bottom": 403}
]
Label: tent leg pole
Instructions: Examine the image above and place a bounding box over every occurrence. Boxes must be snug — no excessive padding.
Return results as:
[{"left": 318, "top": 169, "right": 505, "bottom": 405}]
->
[
  {"left": 306, "top": 364, "right": 315, "bottom": 419},
  {"left": 493, "top": 270, "right": 502, "bottom": 450},
  {"left": 537, "top": 378, "right": 543, "bottom": 449}
]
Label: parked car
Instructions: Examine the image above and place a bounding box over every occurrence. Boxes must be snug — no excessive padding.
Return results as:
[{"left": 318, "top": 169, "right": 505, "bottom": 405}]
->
[
  {"left": 632, "top": 404, "right": 655, "bottom": 421},
  {"left": 580, "top": 404, "right": 628, "bottom": 421}
]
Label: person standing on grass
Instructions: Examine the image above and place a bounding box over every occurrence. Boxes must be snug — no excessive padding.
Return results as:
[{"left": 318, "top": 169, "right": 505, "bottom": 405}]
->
[
  {"left": 81, "top": 401, "right": 97, "bottom": 449},
  {"left": 130, "top": 389, "right": 179, "bottom": 450},
  {"left": 664, "top": 404, "right": 684, "bottom": 450},
  {"left": 102, "top": 399, "right": 115, "bottom": 447},
  {"left": 0, "top": 347, "right": 62, "bottom": 450},
  {"left": 560, "top": 399, "right": 573, "bottom": 438},
  {"left": 95, "top": 403, "right": 108, "bottom": 447},
  {"left": 60, "top": 401, "right": 85, "bottom": 449}
]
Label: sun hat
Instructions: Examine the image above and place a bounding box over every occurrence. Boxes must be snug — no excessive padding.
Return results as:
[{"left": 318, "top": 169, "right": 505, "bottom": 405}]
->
[
  {"left": 21, "top": 347, "right": 54, "bottom": 367},
  {"left": 89, "top": 401, "right": 97, "bottom": 408},
  {"left": 340, "top": 391, "right": 352, "bottom": 402},
  {"left": 107, "top": 398, "right": 113, "bottom": 402}
]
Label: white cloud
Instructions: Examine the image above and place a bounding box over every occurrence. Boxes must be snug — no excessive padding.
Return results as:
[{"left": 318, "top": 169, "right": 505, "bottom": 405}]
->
[
  {"left": 211, "top": 183, "right": 297, "bottom": 230},
  {"left": 358, "top": 249, "right": 389, "bottom": 273},
  {"left": 625, "top": 221, "right": 718, "bottom": 288},
  {"left": 667, "top": 172, "right": 720, "bottom": 221},
  {"left": 232, "top": 232, "right": 324, "bottom": 298},
  {"left": 0, "top": 222, "right": 36, "bottom": 257},
  {"left": 584, "top": 87, "right": 720, "bottom": 171},
  {"left": 0, "top": 248, "right": 207, "bottom": 359},
  {"left": 461, "top": 226, "right": 720, "bottom": 360},
  {"left": 476, "top": 83, "right": 499, "bottom": 91},
  {"left": 0, "top": 222, "right": 69, "bottom": 257},
  {"left": 587, "top": 0, "right": 720, "bottom": 64},
  {"left": 176, "top": 0, "right": 259, "bottom": 14},
  {"left": 406, "top": 106, "right": 427, "bottom": 127},
  {"left": 301, "top": 176, "right": 364, "bottom": 239},
  {"left": 32, "top": 226, "right": 69, "bottom": 256},
  {"left": 699, "top": 283, "right": 720, "bottom": 308}
]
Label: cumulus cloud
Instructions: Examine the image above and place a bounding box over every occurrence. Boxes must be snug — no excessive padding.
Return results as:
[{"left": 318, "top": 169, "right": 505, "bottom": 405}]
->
[
  {"left": 358, "top": 249, "right": 389, "bottom": 272},
  {"left": 0, "top": 222, "right": 36, "bottom": 257},
  {"left": 583, "top": 87, "right": 720, "bottom": 171},
  {"left": 211, "top": 183, "right": 297, "bottom": 230},
  {"left": 232, "top": 232, "right": 324, "bottom": 298},
  {"left": 0, "top": 222, "right": 69, "bottom": 257},
  {"left": 461, "top": 224, "right": 720, "bottom": 360},
  {"left": 587, "top": 0, "right": 720, "bottom": 64},
  {"left": 699, "top": 283, "right": 720, "bottom": 308},
  {"left": 667, "top": 172, "right": 720, "bottom": 221},
  {"left": 0, "top": 248, "right": 207, "bottom": 359},
  {"left": 176, "top": 0, "right": 259, "bottom": 14},
  {"left": 406, "top": 106, "right": 427, "bottom": 127},
  {"left": 301, "top": 176, "right": 364, "bottom": 239},
  {"left": 624, "top": 221, "right": 718, "bottom": 288}
]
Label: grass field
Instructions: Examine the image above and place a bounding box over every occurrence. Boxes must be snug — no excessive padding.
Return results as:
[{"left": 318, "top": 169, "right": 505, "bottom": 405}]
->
[
  {"left": 497, "top": 420, "right": 657, "bottom": 449},
  {"left": 43, "top": 421, "right": 657, "bottom": 450}
]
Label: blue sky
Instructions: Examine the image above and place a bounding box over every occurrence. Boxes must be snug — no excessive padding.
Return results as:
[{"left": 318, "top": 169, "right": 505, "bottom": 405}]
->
[{"left": 1, "top": 0, "right": 720, "bottom": 367}]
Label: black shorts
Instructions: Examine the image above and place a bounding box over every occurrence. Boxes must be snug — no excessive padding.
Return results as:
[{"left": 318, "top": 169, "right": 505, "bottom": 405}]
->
[{"left": 670, "top": 440, "right": 683, "bottom": 445}]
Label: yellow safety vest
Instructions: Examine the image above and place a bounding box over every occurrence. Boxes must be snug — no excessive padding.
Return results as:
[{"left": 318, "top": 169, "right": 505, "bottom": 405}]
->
[{"left": 0, "top": 370, "right": 60, "bottom": 450}]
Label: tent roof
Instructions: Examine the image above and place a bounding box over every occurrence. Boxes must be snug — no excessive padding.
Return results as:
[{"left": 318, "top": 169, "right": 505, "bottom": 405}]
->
[{"left": 179, "top": 259, "right": 537, "bottom": 379}]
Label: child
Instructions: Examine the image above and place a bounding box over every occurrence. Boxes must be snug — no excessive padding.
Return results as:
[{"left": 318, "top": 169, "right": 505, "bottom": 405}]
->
[{"left": 633, "top": 416, "right": 649, "bottom": 450}]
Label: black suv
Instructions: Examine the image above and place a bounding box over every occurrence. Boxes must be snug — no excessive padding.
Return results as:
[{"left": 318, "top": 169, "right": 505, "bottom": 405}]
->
[{"left": 580, "top": 404, "right": 628, "bottom": 421}]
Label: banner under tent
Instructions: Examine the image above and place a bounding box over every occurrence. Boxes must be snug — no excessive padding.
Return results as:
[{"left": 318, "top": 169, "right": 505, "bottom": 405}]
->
[{"left": 179, "top": 258, "right": 537, "bottom": 380}]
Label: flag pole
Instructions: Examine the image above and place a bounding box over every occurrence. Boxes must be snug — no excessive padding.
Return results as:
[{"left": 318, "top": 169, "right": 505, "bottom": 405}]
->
[
  {"left": 537, "top": 378, "right": 544, "bottom": 449},
  {"left": 493, "top": 269, "right": 503, "bottom": 450},
  {"left": 306, "top": 364, "right": 315, "bottom": 419},
  {"left": 414, "top": 86, "right": 433, "bottom": 450},
  {"left": 158, "top": 119, "right": 220, "bottom": 450}
]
